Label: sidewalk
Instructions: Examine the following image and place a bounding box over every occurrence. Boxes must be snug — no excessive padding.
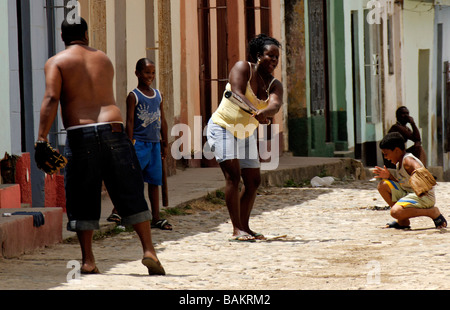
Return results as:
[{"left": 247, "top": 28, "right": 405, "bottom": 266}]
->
[{"left": 62, "top": 155, "right": 365, "bottom": 240}]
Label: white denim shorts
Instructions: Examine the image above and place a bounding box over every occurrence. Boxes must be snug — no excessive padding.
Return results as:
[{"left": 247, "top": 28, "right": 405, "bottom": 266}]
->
[{"left": 206, "top": 119, "right": 260, "bottom": 169}]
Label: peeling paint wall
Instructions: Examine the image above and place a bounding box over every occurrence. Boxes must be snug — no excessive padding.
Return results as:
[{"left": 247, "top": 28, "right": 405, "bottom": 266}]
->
[{"left": 285, "top": 0, "right": 309, "bottom": 156}]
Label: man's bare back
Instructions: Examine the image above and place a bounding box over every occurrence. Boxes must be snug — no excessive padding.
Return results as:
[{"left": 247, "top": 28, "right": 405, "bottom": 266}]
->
[
  {"left": 38, "top": 43, "right": 122, "bottom": 141},
  {"left": 37, "top": 18, "right": 165, "bottom": 276}
]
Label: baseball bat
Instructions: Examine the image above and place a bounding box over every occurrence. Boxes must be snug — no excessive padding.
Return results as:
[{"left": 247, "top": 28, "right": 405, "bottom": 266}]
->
[
  {"left": 161, "top": 156, "right": 169, "bottom": 207},
  {"left": 224, "top": 91, "right": 258, "bottom": 115}
]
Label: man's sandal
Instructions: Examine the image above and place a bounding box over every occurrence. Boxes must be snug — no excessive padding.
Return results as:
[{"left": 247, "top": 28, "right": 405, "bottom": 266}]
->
[
  {"left": 142, "top": 257, "right": 166, "bottom": 276},
  {"left": 81, "top": 266, "right": 101, "bottom": 274}
]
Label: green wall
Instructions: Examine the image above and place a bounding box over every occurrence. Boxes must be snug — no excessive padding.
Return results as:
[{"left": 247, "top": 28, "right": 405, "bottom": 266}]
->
[{"left": 286, "top": 0, "right": 348, "bottom": 158}]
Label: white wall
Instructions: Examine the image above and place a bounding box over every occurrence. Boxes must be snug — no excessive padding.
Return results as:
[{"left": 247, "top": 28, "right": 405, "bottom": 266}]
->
[
  {"left": 0, "top": 0, "right": 12, "bottom": 155},
  {"left": 402, "top": 1, "right": 435, "bottom": 162},
  {"left": 343, "top": 0, "right": 367, "bottom": 148}
]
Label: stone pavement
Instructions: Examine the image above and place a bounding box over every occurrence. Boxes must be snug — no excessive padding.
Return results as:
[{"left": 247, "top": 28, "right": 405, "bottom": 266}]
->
[
  {"left": 3, "top": 155, "right": 450, "bottom": 294},
  {"left": 62, "top": 155, "right": 364, "bottom": 240},
  {"left": 55, "top": 180, "right": 450, "bottom": 291}
]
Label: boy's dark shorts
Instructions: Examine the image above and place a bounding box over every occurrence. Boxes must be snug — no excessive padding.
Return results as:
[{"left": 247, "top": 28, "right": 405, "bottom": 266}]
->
[{"left": 64, "top": 123, "right": 151, "bottom": 232}]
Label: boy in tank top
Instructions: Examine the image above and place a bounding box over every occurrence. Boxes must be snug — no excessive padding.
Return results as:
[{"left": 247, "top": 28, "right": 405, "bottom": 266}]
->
[
  {"left": 107, "top": 58, "right": 171, "bottom": 230},
  {"left": 373, "top": 132, "right": 446, "bottom": 229}
]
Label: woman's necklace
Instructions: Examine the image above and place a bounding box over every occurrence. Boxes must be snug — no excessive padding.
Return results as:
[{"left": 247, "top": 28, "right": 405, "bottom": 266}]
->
[{"left": 256, "top": 69, "right": 271, "bottom": 97}]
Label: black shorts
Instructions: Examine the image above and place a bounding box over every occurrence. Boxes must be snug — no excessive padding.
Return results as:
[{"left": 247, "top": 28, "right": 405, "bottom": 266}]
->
[{"left": 64, "top": 123, "right": 151, "bottom": 231}]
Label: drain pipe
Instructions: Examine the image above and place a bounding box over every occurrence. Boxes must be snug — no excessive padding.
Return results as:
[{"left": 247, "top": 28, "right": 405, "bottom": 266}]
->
[{"left": 45, "top": 0, "right": 60, "bottom": 149}]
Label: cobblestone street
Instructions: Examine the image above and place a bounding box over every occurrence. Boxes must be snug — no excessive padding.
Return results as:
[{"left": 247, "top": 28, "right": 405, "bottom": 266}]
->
[{"left": 1, "top": 179, "right": 450, "bottom": 292}]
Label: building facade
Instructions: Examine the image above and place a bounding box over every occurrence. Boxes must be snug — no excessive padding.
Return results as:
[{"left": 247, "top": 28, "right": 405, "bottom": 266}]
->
[
  {"left": 1, "top": 0, "right": 286, "bottom": 206},
  {"left": 286, "top": 0, "right": 450, "bottom": 175},
  {"left": 3, "top": 0, "right": 450, "bottom": 207},
  {"left": 1, "top": 0, "right": 69, "bottom": 206}
]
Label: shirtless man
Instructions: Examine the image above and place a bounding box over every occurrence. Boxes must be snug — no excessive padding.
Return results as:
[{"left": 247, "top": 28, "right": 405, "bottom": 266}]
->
[
  {"left": 37, "top": 18, "right": 165, "bottom": 275},
  {"left": 387, "top": 106, "right": 427, "bottom": 167}
]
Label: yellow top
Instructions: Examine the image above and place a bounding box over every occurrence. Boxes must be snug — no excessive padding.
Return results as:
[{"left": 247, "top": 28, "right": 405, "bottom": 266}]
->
[{"left": 211, "top": 62, "right": 274, "bottom": 139}]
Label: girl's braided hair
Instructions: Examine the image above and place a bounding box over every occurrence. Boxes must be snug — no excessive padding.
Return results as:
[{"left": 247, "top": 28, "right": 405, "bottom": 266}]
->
[{"left": 248, "top": 34, "right": 281, "bottom": 62}]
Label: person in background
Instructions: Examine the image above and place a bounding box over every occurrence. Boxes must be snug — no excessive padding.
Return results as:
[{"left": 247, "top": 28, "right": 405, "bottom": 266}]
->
[
  {"left": 108, "top": 58, "right": 171, "bottom": 230},
  {"left": 386, "top": 106, "right": 427, "bottom": 168}
]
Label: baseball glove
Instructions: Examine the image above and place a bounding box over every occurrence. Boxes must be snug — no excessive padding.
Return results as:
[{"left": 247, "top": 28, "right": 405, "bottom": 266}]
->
[
  {"left": 409, "top": 167, "right": 436, "bottom": 197},
  {"left": 34, "top": 141, "right": 68, "bottom": 175}
]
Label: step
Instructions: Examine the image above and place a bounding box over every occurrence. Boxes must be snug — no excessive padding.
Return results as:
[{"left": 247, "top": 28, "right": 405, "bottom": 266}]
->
[
  {"left": 45, "top": 174, "right": 66, "bottom": 212},
  {"left": 0, "top": 208, "right": 63, "bottom": 258},
  {"left": 334, "top": 150, "right": 355, "bottom": 158},
  {"left": 0, "top": 184, "right": 21, "bottom": 209}
]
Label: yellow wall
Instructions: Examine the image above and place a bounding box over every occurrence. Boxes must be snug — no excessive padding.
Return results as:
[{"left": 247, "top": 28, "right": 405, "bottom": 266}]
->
[
  {"left": 78, "top": 0, "right": 285, "bottom": 148},
  {"left": 126, "top": 0, "right": 147, "bottom": 95},
  {"left": 181, "top": 0, "right": 284, "bottom": 134},
  {"left": 183, "top": 1, "right": 201, "bottom": 129}
]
